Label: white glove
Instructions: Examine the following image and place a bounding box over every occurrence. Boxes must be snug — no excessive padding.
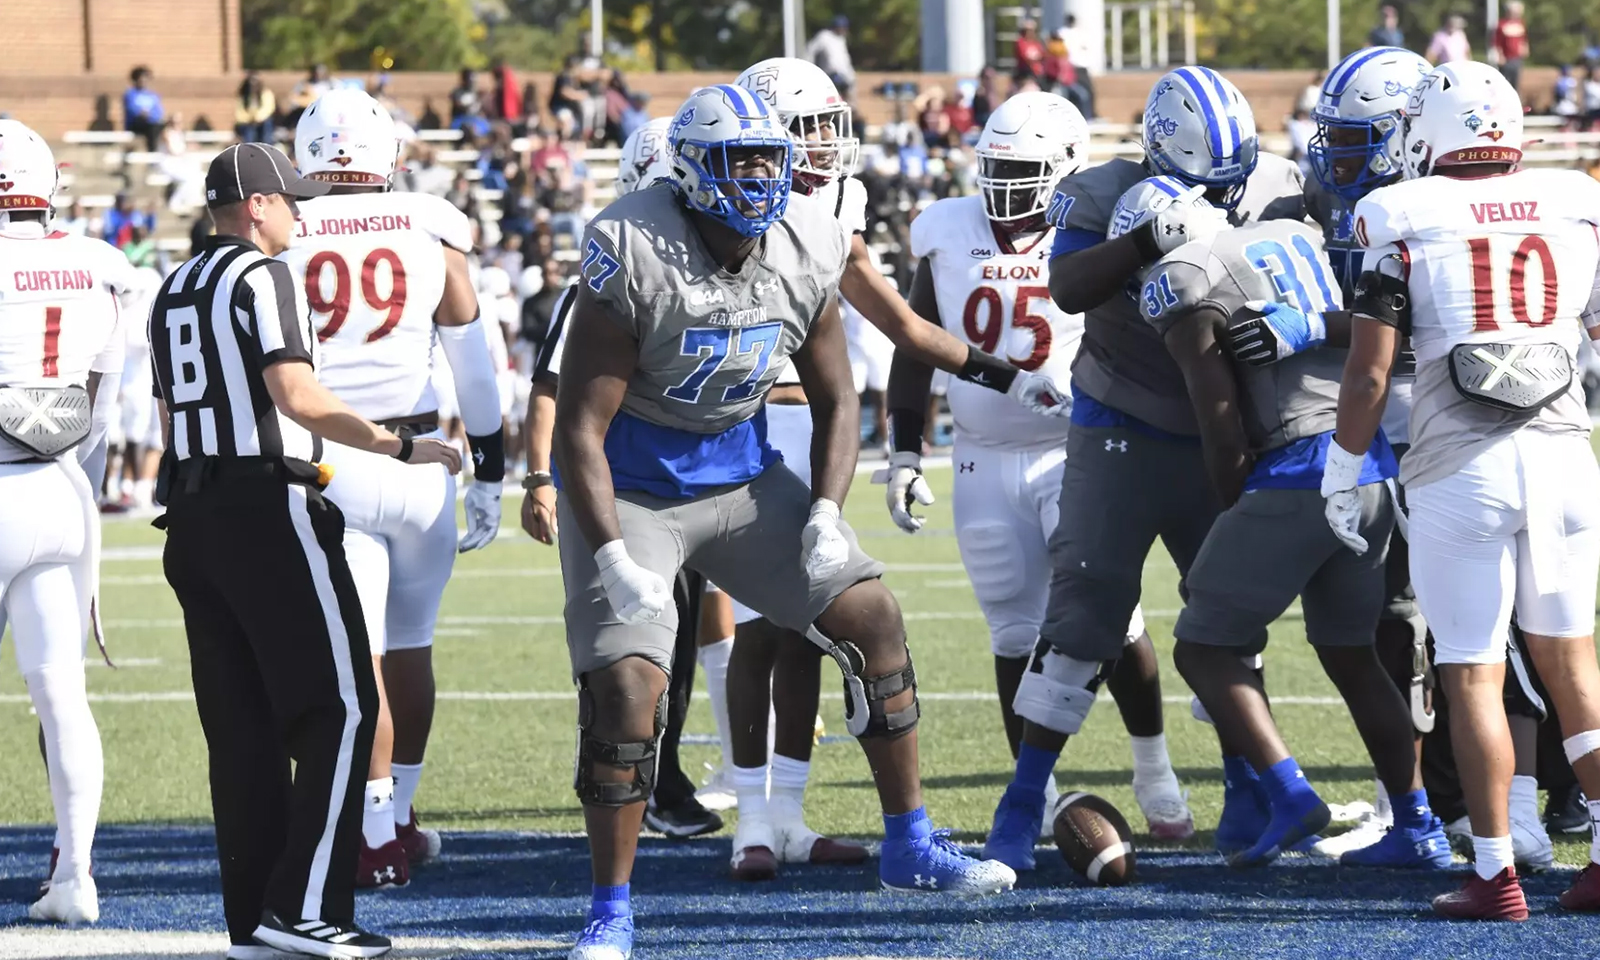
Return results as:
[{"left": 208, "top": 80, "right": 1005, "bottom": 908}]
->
[
  {"left": 1007, "top": 371, "right": 1069, "bottom": 416},
  {"left": 594, "top": 540, "right": 671, "bottom": 625},
  {"left": 1147, "top": 194, "right": 1230, "bottom": 255},
  {"left": 871, "top": 451, "right": 935, "bottom": 533},
  {"left": 458, "top": 480, "right": 503, "bottom": 552},
  {"left": 1320, "top": 441, "right": 1369, "bottom": 554},
  {"left": 800, "top": 498, "right": 851, "bottom": 580}
]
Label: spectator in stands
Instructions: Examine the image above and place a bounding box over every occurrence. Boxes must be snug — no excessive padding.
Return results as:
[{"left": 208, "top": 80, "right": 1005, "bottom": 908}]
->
[
  {"left": 1369, "top": 5, "right": 1405, "bottom": 50},
  {"left": 122, "top": 224, "right": 157, "bottom": 270},
  {"left": 520, "top": 259, "right": 567, "bottom": 353},
  {"left": 1047, "top": 29, "right": 1092, "bottom": 118},
  {"left": 188, "top": 210, "right": 213, "bottom": 259},
  {"left": 371, "top": 74, "right": 415, "bottom": 129},
  {"left": 1287, "top": 106, "right": 1316, "bottom": 176},
  {"left": 402, "top": 144, "right": 454, "bottom": 198},
  {"left": 452, "top": 69, "right": 482, "bottom": 123},
  {"left": 516, "top": 81, "right": 540, "bottom": 136},
  {"left": 529, "top": 221, "right": 556, "bottom": 263},
  {"left": 57, "top": 201, "right": 90, "bottom": 237},
  {"left": 550, "top": 56, "right": 589, "bottom": 141},
  {"left": 916, "top": 87, "right": 953, "bottom": 150},
  {"left": 1491, "top": 1, "right": 1530, "bottom": 98},
  {"left": 1584, "top": 64, "right": 1600, "bottom": 131},
  {"left": 101, "top": 193, "right": 152, "bottom": 249},
  {"left": 1297, "top": 70, "right": 1324, "bottom": 114},
  {"left": 1060, "top": 14, "right": 1097, "bottom": 118},
  {"left": 234, "top": 72, "right": 276, "bottom": 144},
  {"left": 1012, "top": 19, "right": 1047, "bottom": 86},
  {"left": 418, "top": 99, "right": 444, "bottom": 130},
  {"left": 490, "top": 61, "right": 523, "bottom": 124},
  {"left": 1554, "top": 65, "right": 1581, "bottom": 125},
  {"left": 446, "top": 171, "right": 474, "bottom": 215},
  {"left": 158, "top": 114, "right": 207, "bottom": 211},
  {"left": 971, "top": 66, "right": 1003, "bottom": 130},
  {"left": 806, "top": 15, "right": 857, "bottom": 101},
  {"left": 619, "top": 91, "right": 652, "bottom": 144},
  {"left": 492, "top": 232, "right": 525, "bottom": 280},
  {"left": 1427, "top": 14, "right": 1471, "bottom": 64},
  {"left": 477, "top": 122, "right": 519, "bottom": 193},
  {"left": 123, "top": 66, "right": 166, "bottom": 152},
  {"left": 603, "top": 70, "right": 635, "bottom": 145},
  {"left": 288, "top": 64, "right": 333, "bottom": 129}
]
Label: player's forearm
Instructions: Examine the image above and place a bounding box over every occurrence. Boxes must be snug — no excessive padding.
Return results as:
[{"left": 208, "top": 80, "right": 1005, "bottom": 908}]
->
[
  {"left": 840, "top": 261, "right": 968, "bottom": 373},
  {"left": 525, "top": 381, "right": 556, "bottom": 474},
  {"left": 266, "top": 364, "right": 403, "bottom": 456},
  {"left": 1049, "top": 236, "right": 1147, "bottom": 315},
  {"left": 552, "top": 419, "right": 622, "bottom": 550},
  {"left": 807, "top": 388, "right": 861, "bottom": 507},
  {"left": 1333, "top": 321, "right": 1396, "bottom": 457},
  {"left": 887, "top": 350, "right": 935, "bottom": 454},
  {"left": 1168, "top": 315, "right": 1251, "bottom": 507}
]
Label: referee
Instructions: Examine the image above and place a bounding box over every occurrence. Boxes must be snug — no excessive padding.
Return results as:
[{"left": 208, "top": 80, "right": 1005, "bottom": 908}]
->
[{"left": 149, "top": 143, "right": 458, "bottom": 960}]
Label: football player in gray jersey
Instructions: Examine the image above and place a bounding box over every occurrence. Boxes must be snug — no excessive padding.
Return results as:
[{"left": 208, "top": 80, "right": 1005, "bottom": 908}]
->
[
  {"left": 1135, "top": 188, "right": 1451, "bottom": 870},
  {"left": 983, "top": 66, "right": 1308, "bottom": 872},
  {"left": 554, "top": 85, "right": 1013, "bottom": 960}
]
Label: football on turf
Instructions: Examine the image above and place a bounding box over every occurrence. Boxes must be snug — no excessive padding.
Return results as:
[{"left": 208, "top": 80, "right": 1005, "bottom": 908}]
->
[{"left": 1052, "top": 792, "right": 1137, "bottom": 886}]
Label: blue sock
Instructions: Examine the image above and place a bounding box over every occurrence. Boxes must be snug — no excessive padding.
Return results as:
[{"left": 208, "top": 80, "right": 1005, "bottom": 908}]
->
[
  {"left": 1391, "top": 788, "right": 1433, "bottom": 830},
  {"left": 1222, "top": 754, "right": 1259, "bottom": 791},
  {"left": 1012, "top": 743, "right": 1058, "bottom": 796},
  {"left": 1256, "top": 757, "right": 1312, "bottom": 804},
  {"left": 884, "top": 806, "right": 931, "bottom": 844},
  {"left": 591, "top": 883, "right": 630, "bottom": 918}
]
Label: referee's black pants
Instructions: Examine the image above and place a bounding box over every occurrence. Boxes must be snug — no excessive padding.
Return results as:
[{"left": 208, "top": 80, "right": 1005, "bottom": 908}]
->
[{"left": 161, "top": 471, "right": 377, "bottom": 943}]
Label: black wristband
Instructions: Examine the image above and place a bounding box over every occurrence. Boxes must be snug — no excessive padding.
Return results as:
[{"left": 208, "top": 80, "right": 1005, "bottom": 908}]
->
[
  {"left": 957, "top": 345, "right": 1019, "bottom": 395},
  {"left": 466, "top": 427, "right": 507, "bottom": 483},
  {"left": 890, "top": 408, "right": 926, "bottom": 454},
  {"left": 1130, "top": 220, "right": 1163, "bottom": 262},
  {"left": 392, "top": 433, "right": 413, "bottom": 462}
]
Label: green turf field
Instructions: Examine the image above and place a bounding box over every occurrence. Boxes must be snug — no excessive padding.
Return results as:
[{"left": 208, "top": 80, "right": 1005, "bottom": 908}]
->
[{"left": 0, "top": 465, "right": 1590, "bottom": 864}]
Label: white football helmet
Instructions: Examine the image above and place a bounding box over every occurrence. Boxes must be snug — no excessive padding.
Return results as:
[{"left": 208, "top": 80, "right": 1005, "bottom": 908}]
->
[
  {"left": 616, "top": 117, "right": 674, "bottom": 197},
  {"left": 668, "top": 84, "right": 792, "bottom": 238},
  {"left": 295, "top": 87, "right": 400, "bottom": 187},
  {"left": 1142, "top": 67, "right": 1258, "bottom": 209},
  {"left": 1309, "top": 46, "right": 1431, "bottom": 204},
  {"left": 735, "top": 57, "right": 859, "bottom": 187},
  {"left": 1106, "top": 175, "right": 1215, "bottom": 241},
  {"left": 975, "top": 91, "right": 1088, "bottom": 226},
  {"left": 0, "top": 120, "right": 59, "bottom": 214},
  {"left": 1402, "top": 61, "right": 1524, "bottom": 179}
]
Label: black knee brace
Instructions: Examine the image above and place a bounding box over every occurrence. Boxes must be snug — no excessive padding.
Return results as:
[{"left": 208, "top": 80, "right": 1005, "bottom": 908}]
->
[
  {"left": 573, "top": 681, "right": 669, "bottom": 806},
  {"left": 806, "top": 626, "right": 920, "bottom": 739}
]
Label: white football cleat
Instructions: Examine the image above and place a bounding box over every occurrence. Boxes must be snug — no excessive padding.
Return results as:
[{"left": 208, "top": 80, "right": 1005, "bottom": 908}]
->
[
  {"left": 1311, "top": 810, "right": 1391, "bottom": 859},
  {"left": 1133, "top": 771, "right": 1195, "bottom": 841},
  {"left": 1511, "top": 776, "right": 1554, "bottom": 873},
  {"left": 696, "top": 765, "right": 737, "bottom": 813},
  {"left": 770, "top": 798, "right": 870, "bottom": 865},
  {"left": 29, "top": 873, "right": 98, "bottom": 924}
]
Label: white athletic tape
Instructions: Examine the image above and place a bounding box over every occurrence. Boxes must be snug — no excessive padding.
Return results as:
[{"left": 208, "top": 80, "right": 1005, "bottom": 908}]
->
[{"left": 1085, "top": 841, "right": 1133, "bottom": 884}]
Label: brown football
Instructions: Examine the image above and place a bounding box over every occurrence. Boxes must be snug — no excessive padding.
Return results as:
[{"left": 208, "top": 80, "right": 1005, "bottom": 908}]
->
[{"left": 1052, "top": 792, "right": 1137, "bottom": 886}]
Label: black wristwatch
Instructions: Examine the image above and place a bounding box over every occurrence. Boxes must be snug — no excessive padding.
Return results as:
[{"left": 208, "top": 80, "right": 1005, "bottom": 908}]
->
[{"left": 521, "top": 471, "right": 554, "bottom": 491}]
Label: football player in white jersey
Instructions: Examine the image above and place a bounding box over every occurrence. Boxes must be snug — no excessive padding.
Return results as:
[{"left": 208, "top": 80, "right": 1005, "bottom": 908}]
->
[
  {"left": 886, "top": 94, "right": 1191, "bottom": 866},
  {"left": 281, "top": 88, "right": 502, "bottom": 888},
  {"left": 110, "top": 265, "right": 165, "bottom": 509},
  {"left": 0, "top": 120, "right": 135, "bottom": 924},
  {"left": 1328, "top": 61, "right": 1600, "bottom": 919}
]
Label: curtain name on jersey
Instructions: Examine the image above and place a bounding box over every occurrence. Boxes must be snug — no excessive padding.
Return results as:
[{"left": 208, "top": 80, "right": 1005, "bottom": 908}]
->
[{"left": 12, "top": 269, "right": 96, "bottom": 293}]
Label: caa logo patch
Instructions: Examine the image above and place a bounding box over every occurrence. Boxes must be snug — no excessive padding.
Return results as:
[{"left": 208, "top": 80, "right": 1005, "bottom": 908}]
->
[{"left": 690, "top": 288, "right": 727, "bottom": 306}]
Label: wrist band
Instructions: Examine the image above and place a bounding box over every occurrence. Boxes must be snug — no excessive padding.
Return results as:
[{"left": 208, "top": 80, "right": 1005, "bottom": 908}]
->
[
  {"left": 957, "top": 345, "right": 1019, "bottom": 394},
  {"left": 392, "top": 433, "right": 413, "bottom": 462}
]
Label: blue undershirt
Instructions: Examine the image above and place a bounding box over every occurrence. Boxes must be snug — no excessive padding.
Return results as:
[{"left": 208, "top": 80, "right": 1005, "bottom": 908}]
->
[{"left": 553, "top": 407, "right": 778, "bottom": 500}]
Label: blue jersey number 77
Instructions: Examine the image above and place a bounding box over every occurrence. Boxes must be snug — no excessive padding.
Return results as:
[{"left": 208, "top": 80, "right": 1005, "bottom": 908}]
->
[{"left": 663, "top": 323, "right": 784, "bottom": 403}]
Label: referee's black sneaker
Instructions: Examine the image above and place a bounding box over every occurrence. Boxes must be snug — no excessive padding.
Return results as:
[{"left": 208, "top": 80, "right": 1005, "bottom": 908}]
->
[
  {"left": 644, "top": 794, "right": 723, "bottom": 839},
  {"left": 252, "top": 910, "right": 391, "bottom": 958}
]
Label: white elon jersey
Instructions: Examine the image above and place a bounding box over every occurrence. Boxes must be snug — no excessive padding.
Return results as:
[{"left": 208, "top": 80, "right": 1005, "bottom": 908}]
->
[
  {"left": 1355, "top": 168, "right": 1600, "bottom": 487},
  {"left": 911, "top": 194, "right": 1077, "bottom": 449},
  {"left": 772, "top": 175, "right": 870, "bottom": 386},
  {"left": 279, "top": 191, "right": 474, "bottom": 420}
]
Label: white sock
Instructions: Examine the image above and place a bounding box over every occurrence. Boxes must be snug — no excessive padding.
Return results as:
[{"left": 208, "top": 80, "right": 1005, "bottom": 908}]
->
[
  {"left": 733, "top": 763, "right": 769, "bottom": 822},
  {"left": 1129, "top": 733, "right": 1172, "bottom": 782},
  {"left": 1473, "top": 834, "right": 1514, "bottom": 881},
  {"left": 769, "top": 754, "right": 810, "bottom": 816},
  {"left": 1588, "top": 799, "right": 1600, "bottom": 866},
  {"left": 132, "top": 478, "right": 153, "bottom": 508},
  {"left": 27, "top": 663, "right": 102, "bottom": 881},
  {"left": 1374, "top": 778, "right": 1393, "bottom": 825},
  {"left": 698, "top": 638, "right": 734, "bottom": 770},
  {"left": 1509, "top": 775, "right": 1538, "bottom": 822},
  {"left": 392, "top": 762, "right": 424, "bottom": 826},
  {"left": 363, "top": 778, "right": 396, "bottom": 848}
]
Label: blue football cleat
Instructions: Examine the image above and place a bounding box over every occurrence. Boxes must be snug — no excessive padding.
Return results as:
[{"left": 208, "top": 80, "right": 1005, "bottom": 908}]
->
[
  {"left": 1214, "top": 764, "right": 1272, "bottom": 856},
  {"left": 982, "top": 786, "right": 1045, "bottom": 871},
  {"left": 1230, "top": 791, "right": 1331, "bottom": 869},
  {"left": 1339, "top": 817, "right": 1453, "bottom": 869},
  {"left": 884, "top": 821, "right": 1017, "bottom": 894},
  {"left": 570, "top": 907, "right": 633, "bottom": 960}
]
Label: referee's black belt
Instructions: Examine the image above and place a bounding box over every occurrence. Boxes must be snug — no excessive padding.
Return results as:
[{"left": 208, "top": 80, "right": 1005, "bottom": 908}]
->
[{"left": 171, "top": 455, "right": 325, "bottom": 495}]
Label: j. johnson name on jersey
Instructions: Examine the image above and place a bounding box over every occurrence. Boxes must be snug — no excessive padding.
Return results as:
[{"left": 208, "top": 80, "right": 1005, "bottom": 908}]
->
[
  {"left": 293, "top": 214, "right": 415, "bottom": 238},
  {"left": 12, "top": 269, "right": 96, "bottom": 292}
]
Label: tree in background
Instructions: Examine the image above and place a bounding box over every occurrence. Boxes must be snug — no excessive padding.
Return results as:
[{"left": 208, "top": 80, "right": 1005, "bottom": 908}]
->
[{"left": 242, "top": 0, "right": 483, "bottom": 71}]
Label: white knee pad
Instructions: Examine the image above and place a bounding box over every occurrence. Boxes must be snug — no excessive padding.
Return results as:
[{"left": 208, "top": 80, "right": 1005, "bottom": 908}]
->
[
  {"left": 960, "top": 523, "right": 1026, "bottom": 605},
  {"left": 1012, "top": 644, "right": 1101, "bottom": 735}
]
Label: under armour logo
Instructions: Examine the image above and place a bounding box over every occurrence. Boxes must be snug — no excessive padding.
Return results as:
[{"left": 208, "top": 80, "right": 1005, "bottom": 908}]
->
[
  {"left": 914, "top": 874, "right": 938, "bottom": 889},
  {"left": 959, "top": 462, "right": 975, "bottom": 473},
  {"left": 375, "top": 865, "right": 396, "bottom": 883},
  {"left": 1105, "top": 439, "right": 1128, "bottom": 453}
]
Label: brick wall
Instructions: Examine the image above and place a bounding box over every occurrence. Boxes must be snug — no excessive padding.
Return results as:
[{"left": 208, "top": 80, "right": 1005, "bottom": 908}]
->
[{"left": 0, "top": 0, "right": 239, "bottom": 79}]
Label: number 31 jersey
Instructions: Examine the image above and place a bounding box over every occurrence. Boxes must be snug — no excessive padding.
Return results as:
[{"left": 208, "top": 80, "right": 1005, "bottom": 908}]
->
[
  {"left": 279, "top": 191, "right": 473, "bottom": 421},
  {"left": 1354, "top": 169, "right": 1600, "bottom": 487},
  {"left": 910, "top": 194, "right": 1077, "bottom": 450}
]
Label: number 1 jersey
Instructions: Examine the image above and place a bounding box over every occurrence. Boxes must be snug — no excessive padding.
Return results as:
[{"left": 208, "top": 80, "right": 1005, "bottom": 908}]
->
[
  {"left": 0, "top": 231, "right": 132, "bottom": 389},
  {"left": 1354, "top": 168, "right": 1600, "bottom": 487},
  {"left": 910, "top": 194, "right": 1076, "bottom": 450},
  {"left": 279, "top": 191, "right": 474, "bottom": 421}
]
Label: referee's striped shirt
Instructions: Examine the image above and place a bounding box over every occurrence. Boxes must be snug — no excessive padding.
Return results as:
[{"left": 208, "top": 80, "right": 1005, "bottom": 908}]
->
[
  {"left": 149, "top": 236, "right": 321, "bottom": 463},
  {"left": 531, "top": 284, "right": 576, "bottom": 383}
]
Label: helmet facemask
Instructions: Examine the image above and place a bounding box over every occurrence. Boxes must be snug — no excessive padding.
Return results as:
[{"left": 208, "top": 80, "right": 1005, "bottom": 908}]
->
[
  {"left": 977, "top": 152, "right": 1066, "bottom": 228},
  {"left": 1309, "top": 113, "right": 1402, "bottom": 204},
  {"left": 677, "top": 139, "right": 793, "bottom": 237},
  {"left": 788, "top": 105, "right": 860, "bottom": 190}
]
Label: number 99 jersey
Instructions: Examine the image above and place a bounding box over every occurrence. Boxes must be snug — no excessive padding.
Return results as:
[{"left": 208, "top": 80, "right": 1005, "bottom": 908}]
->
[
  {"left": 910, "top": 194, "right": 1077, "bottom": 450},
  {"left": 279, "top": 191, "right": 474, "bottom": 421}
]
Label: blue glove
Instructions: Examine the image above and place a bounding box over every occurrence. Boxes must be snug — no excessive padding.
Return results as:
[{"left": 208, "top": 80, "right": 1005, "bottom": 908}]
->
[{"left": 1227, "top": 300, "right": 1327, "bottom": 366}]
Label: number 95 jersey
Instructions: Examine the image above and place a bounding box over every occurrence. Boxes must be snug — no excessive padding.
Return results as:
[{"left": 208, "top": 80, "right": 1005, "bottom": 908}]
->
[
  {"left": 910, "top": 194, "right": 1077, "bottom": 450},
  {"left": 279, "top": 191, "right": 473, "bottom": 421}
]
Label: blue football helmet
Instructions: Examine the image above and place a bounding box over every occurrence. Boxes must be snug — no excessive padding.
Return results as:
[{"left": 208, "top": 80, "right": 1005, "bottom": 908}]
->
[
  {"left": 1308, "top": 46, "right": 1431, "bottom": 204},
  {"left": 1142, "top": 67, "right": 1258, "bottom": 210},
  {"left": 668, "top": 84, "right": 793, "bottom": 238}
]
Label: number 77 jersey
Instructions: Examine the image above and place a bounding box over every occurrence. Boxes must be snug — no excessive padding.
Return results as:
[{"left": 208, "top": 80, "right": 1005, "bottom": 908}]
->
[
  {"left": 910, "top": 194, "right": 1078, "bottom": 449},
  {"left": 278, "top": 191, "right": 474, "bottom": 420}
]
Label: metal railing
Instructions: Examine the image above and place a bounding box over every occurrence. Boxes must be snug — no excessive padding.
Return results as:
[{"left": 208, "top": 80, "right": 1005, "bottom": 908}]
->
[{"left": 991, "top": 2, "right": 1195, "bottom": 73}]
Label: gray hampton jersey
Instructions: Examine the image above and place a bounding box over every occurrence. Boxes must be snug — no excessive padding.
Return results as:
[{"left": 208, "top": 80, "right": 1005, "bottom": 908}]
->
[
  {"left": 1140, "top": 218, "right": 1345, "bottom": 453},
  {"left": 580, "top": 182, "right": 850, "bottom": 433},
  {"left": 1050, "top": 151, "right": 1307, "bottom": 435}
]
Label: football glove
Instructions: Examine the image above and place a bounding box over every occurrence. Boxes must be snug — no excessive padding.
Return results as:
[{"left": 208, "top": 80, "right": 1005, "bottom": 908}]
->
[
  {"left": 1137, "top": 195, "right": 1229, "bottom": 257},
  {"left": 800, "top": 498, "right": 851, "bottom": 580},
  {"left": 594, "top": 540, "right": 671, "bottom": 624},
  {"left": 459, "top": 480, "right": 503, "bottom": 552},
  {"left": 1008, "top": 371, "right": 1070, "bottom": 416},
  {"left": 871, "top": 451, "right": 935, "bottom": 533},
  {"left": 1320, "top": 441, "right": 1368, "bottom": 555},
  {"left": 1227, "top": 300, "right": 1327, "bottom": 366}
]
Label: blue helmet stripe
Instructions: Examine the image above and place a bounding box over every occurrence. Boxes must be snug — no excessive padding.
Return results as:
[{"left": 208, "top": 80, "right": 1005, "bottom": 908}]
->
[
  {"left": 717, "top": 82, "right": 757, "bottom": 118},
  {"left": 1203, "top": 68, "right": 1241, "bottom": 156},
  {"left": 1326, "top": 46, "right": 1393, "bottom": 96},
  {"left": 1172, "top": 67, "right": 1225, "bottom": 158}
]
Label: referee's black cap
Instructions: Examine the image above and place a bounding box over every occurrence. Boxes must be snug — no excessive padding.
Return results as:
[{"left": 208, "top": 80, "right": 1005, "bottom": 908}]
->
[{"left": 205, "top": 143, "right": 331, "bottom": 208}]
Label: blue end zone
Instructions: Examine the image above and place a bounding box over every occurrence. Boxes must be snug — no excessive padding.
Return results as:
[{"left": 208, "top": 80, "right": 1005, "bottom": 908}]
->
[{"left": 1, "top": 826, "right": 1596, "bottom": 958}]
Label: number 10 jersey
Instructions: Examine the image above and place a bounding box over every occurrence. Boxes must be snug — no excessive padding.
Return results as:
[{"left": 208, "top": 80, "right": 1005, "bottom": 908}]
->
[
  {"left": 910, "top": 194, "right": 1077, "bottom": 450},
  {"left": 279, "top": 191, "right": 474, "bottom": 421}
]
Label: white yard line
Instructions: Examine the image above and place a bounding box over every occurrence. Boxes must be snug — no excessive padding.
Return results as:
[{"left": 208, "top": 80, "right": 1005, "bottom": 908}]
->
[{"left": 0, "top": 930, "right": 562, "bottom": 959}]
